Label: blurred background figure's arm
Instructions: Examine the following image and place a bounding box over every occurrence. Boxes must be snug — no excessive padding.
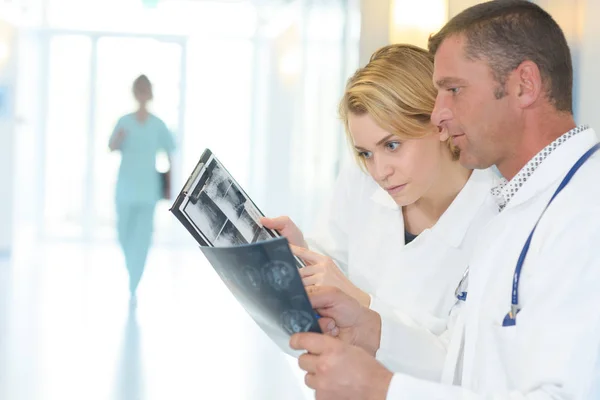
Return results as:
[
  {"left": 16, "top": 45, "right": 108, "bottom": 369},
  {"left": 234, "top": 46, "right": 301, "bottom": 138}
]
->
[{"left": 109, "top": 124, "right": 126, "bottom": 152}]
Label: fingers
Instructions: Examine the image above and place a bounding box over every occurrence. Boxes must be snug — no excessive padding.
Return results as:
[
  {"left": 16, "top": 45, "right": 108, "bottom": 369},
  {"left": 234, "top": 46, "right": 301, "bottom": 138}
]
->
[
  {"left": 260, "top": 216, "right": 292, "bottom": 231},
  {"left": 298, "top": 353, "right": 319, "bottom": 373},
  {"left": 299, "top": 264, "right": 320, "bottom": 278},
  {"left": 291, "top": 245, "right": 325, "bottom": 264},
  {"left": 304, "top": 373, "right": 317, "bottom": 390},
  {"left": 318, "top": 317, "right": 339, "bottom": 336},
  {"left": 302, "top": 274, "right": 320, "bottom": 287},
  {"left": 290, "top": 332, "right": 336, "bottom": 355}
]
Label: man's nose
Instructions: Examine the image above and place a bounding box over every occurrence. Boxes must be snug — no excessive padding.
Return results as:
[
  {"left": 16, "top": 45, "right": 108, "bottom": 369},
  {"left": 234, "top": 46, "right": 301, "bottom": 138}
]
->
[{"left": 431, "top": 94, "right": 452, "bottom": 127}]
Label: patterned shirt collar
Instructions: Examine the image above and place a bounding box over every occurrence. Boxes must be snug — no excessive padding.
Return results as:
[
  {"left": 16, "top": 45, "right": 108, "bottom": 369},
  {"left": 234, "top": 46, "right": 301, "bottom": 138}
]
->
[{"left": 491, "top": 125, "right": 589, "bottom": 211}]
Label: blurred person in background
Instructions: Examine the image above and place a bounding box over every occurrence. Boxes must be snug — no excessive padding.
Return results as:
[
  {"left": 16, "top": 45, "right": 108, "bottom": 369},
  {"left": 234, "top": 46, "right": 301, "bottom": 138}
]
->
[
  {"left": 108, "top": 74, "right": 176, "bottom": 305},
  {"left": 262, "top": 44, "right": 499, "bottom": 377}
]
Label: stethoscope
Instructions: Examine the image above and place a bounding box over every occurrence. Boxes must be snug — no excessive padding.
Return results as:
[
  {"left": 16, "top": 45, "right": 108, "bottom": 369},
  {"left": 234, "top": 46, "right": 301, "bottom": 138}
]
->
[{"left": 455, "top": 143, "right": 600, "bottom": 327}]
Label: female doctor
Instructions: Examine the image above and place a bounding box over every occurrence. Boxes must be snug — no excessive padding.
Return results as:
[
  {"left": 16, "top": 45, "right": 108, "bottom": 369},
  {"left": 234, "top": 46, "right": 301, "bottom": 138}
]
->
[
  {"left": 108, "top": 75, "right": 176, "bottom": 303},
  {"left": 262, "top": 44, "right": 499, "bottom": 359}
]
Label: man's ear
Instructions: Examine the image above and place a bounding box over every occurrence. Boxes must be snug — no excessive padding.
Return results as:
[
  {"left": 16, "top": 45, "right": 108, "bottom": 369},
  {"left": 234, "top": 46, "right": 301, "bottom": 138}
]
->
[{"left": 512, "top": 60, "right": 543, "bottom": 109}]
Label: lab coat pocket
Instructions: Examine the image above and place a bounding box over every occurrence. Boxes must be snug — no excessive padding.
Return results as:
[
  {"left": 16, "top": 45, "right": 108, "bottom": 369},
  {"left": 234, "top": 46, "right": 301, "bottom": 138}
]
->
[{"left": 489, "top": 322, "right": 518, "bottom": 390}]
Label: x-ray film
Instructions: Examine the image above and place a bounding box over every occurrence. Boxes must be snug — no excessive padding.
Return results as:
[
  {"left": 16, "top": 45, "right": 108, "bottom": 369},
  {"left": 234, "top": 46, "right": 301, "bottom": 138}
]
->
[
  {"left": 170, "top": 149, "right": 304, "bottom": 268},
  {"left": 200, "top": 237, "right": 321, "bottom": 355}
]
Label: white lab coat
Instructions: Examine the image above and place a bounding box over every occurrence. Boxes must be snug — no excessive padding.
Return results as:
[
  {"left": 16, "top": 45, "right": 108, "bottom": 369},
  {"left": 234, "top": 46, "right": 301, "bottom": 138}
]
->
[
  {"left": 382, "top": 127, "right": 600, "bottom": 398},
  {"left": 306, "top": 160, "right": 499, "bottom": 379}
]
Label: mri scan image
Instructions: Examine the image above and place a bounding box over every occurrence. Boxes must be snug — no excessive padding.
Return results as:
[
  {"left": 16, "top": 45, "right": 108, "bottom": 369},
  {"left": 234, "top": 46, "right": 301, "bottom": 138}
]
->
[
  {"left": 262, "top": 260, "right": 295, "bottom": 291},
  {"left": 281, "top": 310, "right": 315, "bottom": 335}
]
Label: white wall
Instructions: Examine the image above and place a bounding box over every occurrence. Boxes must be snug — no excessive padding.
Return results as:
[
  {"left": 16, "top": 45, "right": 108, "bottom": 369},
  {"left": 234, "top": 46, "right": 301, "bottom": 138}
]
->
[
  {"left": 447, "top": 0, "right": 481, "bottom": 18},
  {"left": 359, "top": 0, "right": 390, "bottom": 66},
  {"left": 530, "top": 0, "right": 600, "bottom": 133},
  {"left": 575, "top": 0, "right": 600, "bottom": 133},
  {"left": 359, "top": 0, "right": 477, "bottom": 66},
  {"left": 531, "top": 0, "right": 583, "bottom": 123},
  {"left": 0, "top": 19, "right": 16, "bottom": 257}
]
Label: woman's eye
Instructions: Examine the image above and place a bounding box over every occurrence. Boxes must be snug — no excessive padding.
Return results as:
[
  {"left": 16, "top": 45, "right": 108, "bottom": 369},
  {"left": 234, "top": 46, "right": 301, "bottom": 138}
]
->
[
  {"left": 449, "top": 87, "right": 460, "bottom": 95},
  {"left": 358, "top": 151, "right": 372, "bottom": 159},
  {"left": 385, "top": 141, "right": 401, "bottom": 151}
]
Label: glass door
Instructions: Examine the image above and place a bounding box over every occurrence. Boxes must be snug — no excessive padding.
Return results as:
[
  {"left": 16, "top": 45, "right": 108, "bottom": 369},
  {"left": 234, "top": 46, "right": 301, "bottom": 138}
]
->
[
  {"left": 43, "top": 34, "right": 92, "bottom": 238},
  {"left": 42, "top": 33, "right": 185, "bottom": 242},
  {"left": 92, "top": 36, "right": 184, "bottom": 242}
]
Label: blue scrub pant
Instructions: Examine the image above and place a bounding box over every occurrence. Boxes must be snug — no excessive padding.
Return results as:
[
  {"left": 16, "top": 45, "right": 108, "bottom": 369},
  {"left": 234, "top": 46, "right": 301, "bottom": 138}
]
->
[{"left": 116, "top": 202, "right": 156, "bottom": 295}]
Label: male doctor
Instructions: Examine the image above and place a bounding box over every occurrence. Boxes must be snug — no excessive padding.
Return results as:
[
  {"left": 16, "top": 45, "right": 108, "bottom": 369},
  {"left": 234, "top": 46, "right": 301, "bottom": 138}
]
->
[{"left": 290, "top": 1, "right": 600, "bottom": 398}]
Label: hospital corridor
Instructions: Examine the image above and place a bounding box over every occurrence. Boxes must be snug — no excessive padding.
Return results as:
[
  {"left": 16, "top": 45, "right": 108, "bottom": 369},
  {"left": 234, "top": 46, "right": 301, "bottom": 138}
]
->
[{"left": 3, "top": 0, "right": 600, "bottom": 399}]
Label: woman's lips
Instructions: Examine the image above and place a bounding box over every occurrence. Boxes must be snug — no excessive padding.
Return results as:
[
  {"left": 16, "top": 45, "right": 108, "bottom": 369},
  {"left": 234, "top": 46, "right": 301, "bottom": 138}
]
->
[{"left": 385, "top": 184, "right": 407, "bottom": 195}]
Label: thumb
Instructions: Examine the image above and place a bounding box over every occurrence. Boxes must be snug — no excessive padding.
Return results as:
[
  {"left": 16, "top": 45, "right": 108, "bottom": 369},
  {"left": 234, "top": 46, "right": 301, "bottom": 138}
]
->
[
  {"left": 307, "top": 286, "right": 346, "bottom": 312},
  {"left": 260, "top": 216, "right": 290, "bottom": 231}
]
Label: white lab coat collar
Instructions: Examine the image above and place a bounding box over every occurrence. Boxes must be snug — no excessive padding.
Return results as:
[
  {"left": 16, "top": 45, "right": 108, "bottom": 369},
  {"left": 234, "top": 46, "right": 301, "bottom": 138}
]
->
[
  {"left": 369, "top": 186, "right": 400, "bottom": 209},
  {"left": 369, "top": 168, "right": 497, "bottom": 248},
  {"left": 432, "top": 169, "right": 495, "bottom": 248},
  {"left": 503, "top": 128, "right": 598, "bottom": 212}
]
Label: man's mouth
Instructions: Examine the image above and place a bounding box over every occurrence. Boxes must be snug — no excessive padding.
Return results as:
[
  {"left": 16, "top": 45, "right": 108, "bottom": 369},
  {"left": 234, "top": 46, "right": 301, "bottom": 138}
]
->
[{"left": 451, "top": 133, "right": 465, "bottom": 145}]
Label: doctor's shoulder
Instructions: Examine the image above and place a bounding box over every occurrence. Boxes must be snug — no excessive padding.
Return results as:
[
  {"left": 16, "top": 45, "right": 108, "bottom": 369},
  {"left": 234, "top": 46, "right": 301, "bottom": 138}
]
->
[
  {"left": 458, "top": 168, "right": 502, "bottom": 246},
  {"left": 333, "top": 159, "right": 377, "bottom": 202},
  {"left": 116, "top": 113, "right": 137, "bottom": 129},
  {"left": 114, "top": 114, "right": 128, "bottom": 126},
  {"left": 473, "top": 166, "right": 504, "bottom": 191},
  {"left": 467, "top": 167, "right": 502, "bottom": 215},
  {"left": 149, "top": 113, "right": 166, "bottom": 125},
  {"left": 541, "top": 155, "right": 600, "bottom": 222}
]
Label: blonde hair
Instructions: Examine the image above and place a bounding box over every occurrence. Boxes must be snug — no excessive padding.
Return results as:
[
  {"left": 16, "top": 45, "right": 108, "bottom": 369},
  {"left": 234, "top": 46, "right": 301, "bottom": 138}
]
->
[{"left": 339, "top": 44, "right": 459, "bottom": 165}]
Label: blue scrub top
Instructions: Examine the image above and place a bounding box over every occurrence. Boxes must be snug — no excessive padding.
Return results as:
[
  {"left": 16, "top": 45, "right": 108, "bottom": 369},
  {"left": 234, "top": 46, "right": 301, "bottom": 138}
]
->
[{"left": 110, "top": 113, "right": 176, "bottom": 205}]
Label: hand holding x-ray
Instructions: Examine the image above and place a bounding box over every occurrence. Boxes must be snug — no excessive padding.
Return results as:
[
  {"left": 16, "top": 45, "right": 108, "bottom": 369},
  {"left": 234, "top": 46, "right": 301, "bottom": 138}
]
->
[
  {"left": 293, "top": 246, "right": 371, "bottom": 307},
  {"left": 306, "top": 286, "right": 382, "bottom": 356},
  {"left": 260, "top": 216, "right": 308, "bottom": 249}
]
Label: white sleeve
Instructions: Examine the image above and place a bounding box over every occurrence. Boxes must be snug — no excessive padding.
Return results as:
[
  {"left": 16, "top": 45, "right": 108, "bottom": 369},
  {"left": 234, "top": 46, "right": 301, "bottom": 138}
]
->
[
  {"left": 371, "top": 296, "right": 454, "bottom": 382},
  {"left": 305, "top": 161, "right": 365, "bottom": 275},
  {"left": 386, "top": 208, "right": 600, "bottom": 399}
]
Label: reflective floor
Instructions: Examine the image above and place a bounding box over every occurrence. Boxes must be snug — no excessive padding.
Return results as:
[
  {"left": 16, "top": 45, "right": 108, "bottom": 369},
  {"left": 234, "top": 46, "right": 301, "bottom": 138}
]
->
[{"left": 0, "top": 233, "right": 312, "bottom": 400}]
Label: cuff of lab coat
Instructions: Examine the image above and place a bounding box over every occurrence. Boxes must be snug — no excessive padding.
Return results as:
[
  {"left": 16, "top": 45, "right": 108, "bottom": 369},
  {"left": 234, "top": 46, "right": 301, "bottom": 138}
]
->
[
  {"left": 387, "top": 372, "right": 465, "bottom": 399},
  {"left": 370, "top": 296, "right": 394, "bottom": 362},
  {"left": 387, "top": 374, "right": 411, "bottom": 399},
  {"left": 387, "top": 373, "right": 441, "bottom": 399},
  {"left": 369, "top": 296, "right": 445, "bottom": 381}
]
